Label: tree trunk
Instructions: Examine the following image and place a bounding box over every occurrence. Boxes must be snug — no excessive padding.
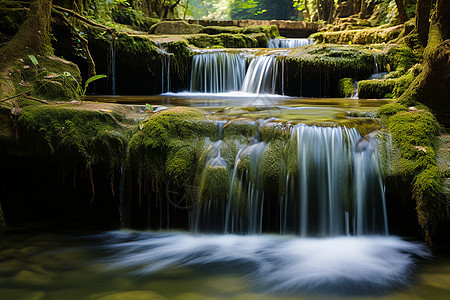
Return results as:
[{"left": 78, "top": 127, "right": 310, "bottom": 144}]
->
[
  {"left": 416, "top": 0, "right": 433, "bottom": 47},
  {"left": 395, "top": 0, "right": 408, "bottom": 24},
  {"left": 0, "top": 0, "right": 52, "bottom": 69},
  {"left": 360, "top": 0, "right": 367, "bottom": 18}
]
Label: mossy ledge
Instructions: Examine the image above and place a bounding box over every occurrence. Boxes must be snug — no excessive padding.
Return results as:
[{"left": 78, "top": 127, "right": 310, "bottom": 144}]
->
[{"left": 378, "top": 104, "right": 448, "bottom": 244}]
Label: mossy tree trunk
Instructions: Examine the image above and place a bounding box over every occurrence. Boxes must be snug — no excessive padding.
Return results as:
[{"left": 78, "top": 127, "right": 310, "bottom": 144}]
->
[
  {"left": 416, "top": 0, "right": 432, "bottom": 47},
  {"left": 399, "top": 0, "right": 450, "bottom": 114},
  {"left": 0, "top": 0, "right": 52, "bottom": 67}
]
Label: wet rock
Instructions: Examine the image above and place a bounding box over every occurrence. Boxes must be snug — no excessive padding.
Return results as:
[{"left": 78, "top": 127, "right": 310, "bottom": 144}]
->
[
  {"left": 0, "top": 259, "right": 25, "bottom": 273},
  {"left": 11, "top": 270, "right": 53, "bottom": 287},
  {"left": 92, "top": 290, "right": 166, "bottom": 300},
  {"left": 0, "top": 289, "right": 45, "bottom": 300}
]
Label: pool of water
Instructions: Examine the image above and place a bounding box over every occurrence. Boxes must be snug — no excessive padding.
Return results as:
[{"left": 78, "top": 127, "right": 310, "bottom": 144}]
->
[
  {"left": 0, "top": 226, "right": 449, "bottom": 300},
  {"left": 85, "top": 94, "right": 390, "bottom": 124}
]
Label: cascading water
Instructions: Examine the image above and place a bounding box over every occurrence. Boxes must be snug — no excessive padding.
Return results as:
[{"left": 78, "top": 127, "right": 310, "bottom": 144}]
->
[
  {"left": 155, "top": 43, "right": 172, "bottom": 93},
  {"left": 110, "top": 36, "right": 116, "bottom": 95},
  {"left": 268, "top": 38, "right": 314, "bottom": 48},
  {"left": 241, "top": 55, "right": 280, "bottom": 94},
  {"left": 190, "top": 51, "right": 248, "bottom": 93},
  {"left": 192, "top": 123, "right": 388, "bottom": 237}
]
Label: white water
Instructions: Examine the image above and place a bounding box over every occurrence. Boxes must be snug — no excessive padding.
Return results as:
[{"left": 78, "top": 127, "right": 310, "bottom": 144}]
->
[
  {"left": 190, "top": 52, "right": 247, "bottom": 93},
  {"left": 268, "top": 38, "right": 314, "bottom": 48},
  {"left": 98, "top": 231, "right": 429, "bottom": 296},
  {"left": 110, "top": 37, "right": 116, "bottom": 95},
  {"left": 192, "top": 124, "right": 389, "bottom": 236},
  {"left": 241, "top": 55, "right": 280, "bottom": 94}
]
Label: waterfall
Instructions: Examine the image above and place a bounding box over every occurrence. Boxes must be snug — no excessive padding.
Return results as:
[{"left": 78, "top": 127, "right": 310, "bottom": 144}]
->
[
  {"left": 110, "top": 37, "right": 116, "bottom": 95},
  {"left": 155, "top": 43, "right": 172, "bottom": 93},
  {"left": 241, "top": 55, "right": 280, "bottom": 94},
  {"left": 268, "top": 38, "right": 314, "bottom": 48},
  {"left": 190, "top": 51, "right": 248, "bottom": 93},
  {"left": 161, "top": 54, "right": 171, "bottom": 93},
  {"left": 191, "top": 124, "right": 388, "bottom": 237}
]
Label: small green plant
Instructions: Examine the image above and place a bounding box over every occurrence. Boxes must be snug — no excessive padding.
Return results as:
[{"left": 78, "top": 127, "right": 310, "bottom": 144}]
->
[
  {"left": 77, "top": 74, "right": 107, "bottom": 99},
  {"left": 145, "top": 103, "right": 153, "bottom": 113}
]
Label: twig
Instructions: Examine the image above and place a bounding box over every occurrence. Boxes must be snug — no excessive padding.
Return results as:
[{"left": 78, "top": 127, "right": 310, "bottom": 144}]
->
[
  {"left": 53, "top": 9, "right": 96, "bottom": 77},
  {"left": 0, "top": 91, "right": 30, "bottom": 103},
  {"left": 23, "top": 95, "right": 49, "bottom": 104},
  {"left": 52, "top": 5, "right": 113, "bottom": 31}
]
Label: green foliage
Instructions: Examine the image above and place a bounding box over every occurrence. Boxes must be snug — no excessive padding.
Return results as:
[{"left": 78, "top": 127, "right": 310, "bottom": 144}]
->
[
  {"left": 337, "top": 78, "right": 356, "bottom": 98},
  {"left": 77, "top": 74, "right": 107, "bottom": 98},
  {"left": 229, "top": 0, "right": 294, "bottom": 20}
]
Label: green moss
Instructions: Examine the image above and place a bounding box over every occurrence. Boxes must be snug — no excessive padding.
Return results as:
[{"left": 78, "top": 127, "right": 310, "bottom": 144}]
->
[
  {"left": 221, "top": 138, "right": 241, "bottom": 168},
  {"left": 385, "top": 44, "right": 419, "bottom": 74},
  {"left": 260, "top": 140, "right": 285, "bottom": 196},
  {"left": 285, "top": 44, "right": 376, "bottom": 81},
  {"left": 389, "top": 111, "right": 440, "bottom": 160},
  {"left": 165, "top": 138, "right": 206, "bottom": 183},
  {"left": 222, "top": 120, "right": 253, "bottom": 139},
  {"left": 337, "top": 78, "right": 355, "bottom": 97},
  {"left": 128, "top": 107, "right": 216, "bottom": 181},
  {"left": 150, "top": 21, "right": 203, "bottom": 35},
  {"left": 358, "top": 73, "right": 414, "bottom": 99},
  {"left": 310, "top": 25, "right": 403, "bottom": 45},
  {"left": 199, "top": 165, "right": 230, "bottom": 204},
  {"left": 384, "top": 109, "right": 446, "bottom": 243},
  {"left": 18, "top": 105, "right": 127, "bottom": 170},
  {"left": 187, "top": 33, "right": 259, "bottom": 49},
  {"left": 377, "top": 102, "right": 408, "bottom": 117}
]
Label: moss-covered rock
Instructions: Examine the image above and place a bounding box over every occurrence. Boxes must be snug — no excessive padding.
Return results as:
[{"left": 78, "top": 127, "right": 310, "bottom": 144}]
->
[
  {"left": 358, "top": 73, "right": 414, "bottom": 99},
  {"left": 150, "top": 21, "right": 204, "bottom": 35},
  {"left": 310, "top": 25, "right": 403, "bottom": 45},
  {"left": 377, "top": 102, "right": 408, "bottom": 117},
  {"left": 337, "top": 78, "right": 356, "bottom": 97},
  {"left": 199, "top": 165, "right": 230, "bottom": 204},
  {"left": 187, "top": 33, "right": 259, "bottom": 49},
  {"left": 260, "top": 140, "right": 285, "bottom": 196},
  {"left": 383, "top": 108, "right": 447, "bottom": 244},
  {"left": 129, "top": 107, "right": 216, "bottom": 182},
  {"left": 18, "top": 105, "right": 128, "bottom": 170},
  {"left": 283, "top": 44, "right": 378, "bottom": 97}
]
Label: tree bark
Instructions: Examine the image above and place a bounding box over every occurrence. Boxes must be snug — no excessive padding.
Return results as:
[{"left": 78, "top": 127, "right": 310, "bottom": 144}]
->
[
  {"left": 395, "top": 0, "right": 408, "bottom": 24},
  {"left": 416, "top": 0, "right": 432, "bottom": 47}
]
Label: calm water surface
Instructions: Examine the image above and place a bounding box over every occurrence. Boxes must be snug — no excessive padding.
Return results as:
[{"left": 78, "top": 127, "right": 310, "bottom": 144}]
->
[
  {"left": 0, "top": 226, "right": 449, "bottom": 300},
  {"left": 85, "top": 94, "right": 390, "bottom": 123}
]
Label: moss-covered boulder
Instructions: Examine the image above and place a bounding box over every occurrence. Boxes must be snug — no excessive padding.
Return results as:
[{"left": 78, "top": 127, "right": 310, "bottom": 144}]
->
[
  {"left": 150, "top": 21, "right": 204, "bottom": 35},
  {"left": 17, "top": 104, "right": 128, "bottom": 170},
  {"left": 128, "top": 107, "right": 216, "bottom": 182},
  {"left": 186, "top": 33, "right": 260, "bottom": 49},
  {"left": 358, "top": 73, "right": 414, "bottom": 99},
  {"left": 383, "top": 108, "right": 447, "bottom": 244},
  {"left": 311, "top": 25, "right": 403, "bottom": 45},
  {"left": 199, "top": 165, "right": 230, "bottom": 204},
  {"left": 283, "top": 44, "right": 377, "bottom": 97}
]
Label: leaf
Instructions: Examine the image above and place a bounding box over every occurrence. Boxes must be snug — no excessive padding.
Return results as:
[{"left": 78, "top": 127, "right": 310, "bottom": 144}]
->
[
  {"left": 28, "top": 54, "right": 38, "bottom": 66},
  {"left": 85, "top": 74, "right": 107, "bottom": 87}
]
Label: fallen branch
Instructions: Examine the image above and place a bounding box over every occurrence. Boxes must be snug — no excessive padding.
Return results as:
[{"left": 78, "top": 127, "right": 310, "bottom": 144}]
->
[
  {"left": 0, "top": 91, "right": 30, "bottom": 103},
  {"left": 53, "top": 9, "right": 96, "bottom": 77},
  {"left": 52, "top": 5, "right": 113, "bottom": 31}
]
